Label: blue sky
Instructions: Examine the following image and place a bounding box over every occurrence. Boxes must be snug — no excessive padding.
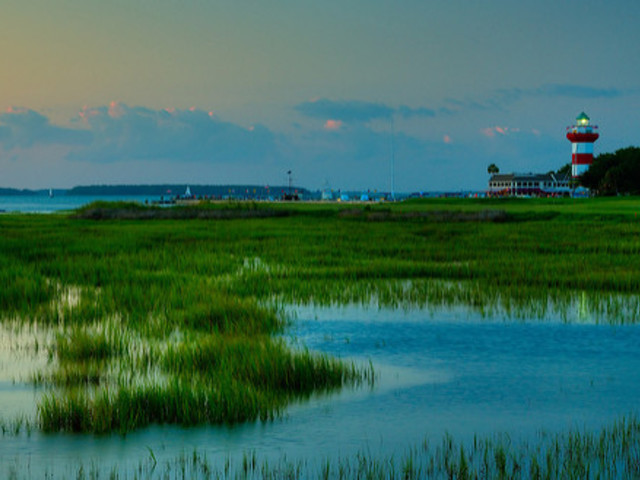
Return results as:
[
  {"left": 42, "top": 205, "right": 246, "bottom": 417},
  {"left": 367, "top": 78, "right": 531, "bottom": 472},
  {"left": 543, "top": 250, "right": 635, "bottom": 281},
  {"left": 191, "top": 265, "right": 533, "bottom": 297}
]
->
[{"left": 1, "top": 0, "right": 639, "bottom": 191}]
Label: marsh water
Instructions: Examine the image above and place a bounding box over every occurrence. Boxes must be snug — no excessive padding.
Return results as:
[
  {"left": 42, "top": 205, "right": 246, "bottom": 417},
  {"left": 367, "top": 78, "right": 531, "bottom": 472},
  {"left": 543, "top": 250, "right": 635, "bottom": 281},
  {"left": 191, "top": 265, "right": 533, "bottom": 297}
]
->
[{"left": 2, "top": 303, "right": 640, "bottom": 476}]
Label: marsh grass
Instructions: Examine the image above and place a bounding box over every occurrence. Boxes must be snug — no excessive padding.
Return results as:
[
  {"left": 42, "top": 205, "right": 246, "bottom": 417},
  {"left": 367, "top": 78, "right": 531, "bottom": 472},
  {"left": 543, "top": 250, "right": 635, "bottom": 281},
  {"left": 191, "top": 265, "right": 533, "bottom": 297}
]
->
[
  {"left": 2, "top": 198, "right": 640, "bottom": 432},
  {"left": 55, "top": 323, "right": 125, "bottom": 362},
  {"left": 163, "top": 335, "right": 365, "bottom": 393},
  {"left": 4, "top": 416, "right": 640, "bottom": 478},
  {"left": 73, "top": 200, "right": 292, "bottom": 220},
  {"left": 32, "top": 304, "right": 368, "bottom": 433},
  {"left": 37, "top": 330, "right": 369, "bottom": 433}
]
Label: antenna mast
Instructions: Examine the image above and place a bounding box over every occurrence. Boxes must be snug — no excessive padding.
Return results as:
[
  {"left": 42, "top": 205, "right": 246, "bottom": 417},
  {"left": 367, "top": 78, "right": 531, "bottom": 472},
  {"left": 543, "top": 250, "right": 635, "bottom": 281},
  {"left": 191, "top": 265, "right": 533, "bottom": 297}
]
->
[{"left": 390, "top": 117, "right": 395, "bottom": 201}]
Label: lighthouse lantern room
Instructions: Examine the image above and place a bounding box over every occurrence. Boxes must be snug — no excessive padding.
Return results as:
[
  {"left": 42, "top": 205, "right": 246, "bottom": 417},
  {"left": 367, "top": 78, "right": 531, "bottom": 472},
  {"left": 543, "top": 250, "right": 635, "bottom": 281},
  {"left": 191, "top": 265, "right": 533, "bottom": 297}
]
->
[{"left": 566, "top": 112, "right": 599, "bottom": 178}]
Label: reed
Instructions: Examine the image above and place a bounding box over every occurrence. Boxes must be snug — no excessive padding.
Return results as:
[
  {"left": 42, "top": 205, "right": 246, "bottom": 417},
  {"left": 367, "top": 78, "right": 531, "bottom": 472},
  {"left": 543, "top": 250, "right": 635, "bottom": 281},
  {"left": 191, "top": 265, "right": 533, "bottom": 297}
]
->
[
  {"left": 55, "top": 324, "right": 125, "bottom": 362},
  {"left": 162, "top": 335, "right": 365, "bottom": 393},
  {"left": 6, "top": 415, "right": 640, "bottom": 478},
  {"left": 39, "top": 377, "right": 285, "bottom": 434},
  {"left": 37, "top": 333, "right": 368, "bottom": 433},
  {"left": 2, "top": 197, "right": 640, "bottom": 432}
]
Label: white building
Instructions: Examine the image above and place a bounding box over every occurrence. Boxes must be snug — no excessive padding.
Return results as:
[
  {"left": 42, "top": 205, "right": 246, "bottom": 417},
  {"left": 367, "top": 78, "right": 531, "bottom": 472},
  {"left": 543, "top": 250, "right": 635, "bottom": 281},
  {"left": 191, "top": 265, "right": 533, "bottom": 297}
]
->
[{"left": 488, "top": 173, "right": 572, "bottom": 197}]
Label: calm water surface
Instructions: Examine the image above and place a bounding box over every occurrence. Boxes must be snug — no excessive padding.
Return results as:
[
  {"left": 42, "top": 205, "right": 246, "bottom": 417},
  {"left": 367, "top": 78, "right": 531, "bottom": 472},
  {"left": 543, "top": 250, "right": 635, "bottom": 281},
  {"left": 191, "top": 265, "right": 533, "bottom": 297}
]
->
[
  {"left": 1, "top": 305, "right": 639, "bottom": 476},
  {"left": 0, "top": 195, "right": 158, "bottom": 213}
]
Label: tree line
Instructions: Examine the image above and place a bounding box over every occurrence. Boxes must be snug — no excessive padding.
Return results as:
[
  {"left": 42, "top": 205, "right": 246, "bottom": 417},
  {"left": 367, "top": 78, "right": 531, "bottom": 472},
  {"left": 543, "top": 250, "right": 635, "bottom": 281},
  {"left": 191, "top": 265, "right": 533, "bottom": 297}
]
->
[
  {"left": 579, "top": 147, "right": 640, "bottom": 195},
  {"left": 554, "top": 146, "right": 640, "bottom": 196}
]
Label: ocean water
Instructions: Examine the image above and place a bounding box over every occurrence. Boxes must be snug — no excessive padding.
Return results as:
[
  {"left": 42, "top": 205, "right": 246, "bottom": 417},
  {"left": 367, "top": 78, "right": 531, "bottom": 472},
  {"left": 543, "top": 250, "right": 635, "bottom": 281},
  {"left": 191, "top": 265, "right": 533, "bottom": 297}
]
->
[
  {"left": 1, "top": 304, "right": 639, "bottom": 476},
  {"left": 0, "top": 195, "right": 156, "bottom": 213}
]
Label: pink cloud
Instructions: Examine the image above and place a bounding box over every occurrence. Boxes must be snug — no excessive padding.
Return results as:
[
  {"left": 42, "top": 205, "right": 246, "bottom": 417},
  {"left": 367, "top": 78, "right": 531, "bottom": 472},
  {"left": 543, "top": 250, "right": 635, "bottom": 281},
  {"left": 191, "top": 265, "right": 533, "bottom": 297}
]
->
[
  {"left": 78, "top": 105, "right": 101, "bottom": 122},
  {"left": 324, "top": 119, "right": 343, "bottom": 131},
  {"left": 481, "top": 127, "right": 496, "bottom": 138},
  {"left": 6, "top": 106, "right": 28, "bottom": 114},
  {"left": 481, "top": 126, "right": 519, "bottom": 138},
  {"left": 108, "top": 101, "right": 125, "bottom": 118}
]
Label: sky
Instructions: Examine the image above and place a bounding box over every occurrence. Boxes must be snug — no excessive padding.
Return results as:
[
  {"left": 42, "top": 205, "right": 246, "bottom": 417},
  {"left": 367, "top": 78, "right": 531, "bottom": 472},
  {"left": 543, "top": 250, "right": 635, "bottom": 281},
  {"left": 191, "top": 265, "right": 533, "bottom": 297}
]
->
[{"left": 1, "top": 0, "right": 640, "bottom": 192}]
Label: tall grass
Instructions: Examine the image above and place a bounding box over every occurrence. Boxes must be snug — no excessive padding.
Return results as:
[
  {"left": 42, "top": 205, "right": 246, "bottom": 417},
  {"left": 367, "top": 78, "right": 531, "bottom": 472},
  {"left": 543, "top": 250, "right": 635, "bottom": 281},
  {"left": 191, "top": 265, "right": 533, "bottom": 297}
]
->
[
  {"left": 37, "top": 330, "right": 369, "bottom": 433},
  {"left": 163, "top": 336, "right": 364, "bottom": 393},
  {"left": 2, "top": 198, "right": 640, "bottom": 432},
  {"left": 5, "top": 416, "right": 640, "bottom": 478},
  {"left": 38, "top": 379, "right": 278, "bottom": 433}
]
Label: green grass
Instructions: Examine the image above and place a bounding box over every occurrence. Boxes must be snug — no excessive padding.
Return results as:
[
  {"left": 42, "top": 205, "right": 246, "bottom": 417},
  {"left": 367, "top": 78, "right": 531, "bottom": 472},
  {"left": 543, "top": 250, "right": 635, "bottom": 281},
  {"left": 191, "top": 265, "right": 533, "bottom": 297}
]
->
[
  {"left": 36, "top": 324, "right": 367, "bottom": 433},
  {"left": 2, "top": 197, "right": 640, "bottom": 432}
]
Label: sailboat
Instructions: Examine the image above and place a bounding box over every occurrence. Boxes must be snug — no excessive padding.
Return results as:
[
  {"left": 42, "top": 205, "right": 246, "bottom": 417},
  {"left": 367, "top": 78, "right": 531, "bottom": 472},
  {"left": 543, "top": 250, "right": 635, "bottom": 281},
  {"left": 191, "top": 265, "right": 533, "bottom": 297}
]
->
[
  {"left": 48, "top": 189, "right": 54, "bottom": 198},
  {"left": 175, "top": 185, "right": 200, "bottom": 205}
]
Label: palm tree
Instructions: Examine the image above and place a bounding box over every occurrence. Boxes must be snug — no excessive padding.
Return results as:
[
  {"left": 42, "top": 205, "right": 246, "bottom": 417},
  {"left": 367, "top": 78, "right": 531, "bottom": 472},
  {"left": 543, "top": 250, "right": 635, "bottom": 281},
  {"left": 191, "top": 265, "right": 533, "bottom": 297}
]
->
[{"left": 487, "top": 163, "right": 499, "bottom": 175}]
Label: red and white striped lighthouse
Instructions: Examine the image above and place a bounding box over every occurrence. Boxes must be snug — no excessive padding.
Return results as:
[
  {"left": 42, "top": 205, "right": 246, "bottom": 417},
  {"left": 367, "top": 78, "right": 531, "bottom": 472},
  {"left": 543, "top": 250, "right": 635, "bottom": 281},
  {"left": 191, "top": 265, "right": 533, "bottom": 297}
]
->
[{"left": 566, "top": 112, "right": 599, "bottom": 178}]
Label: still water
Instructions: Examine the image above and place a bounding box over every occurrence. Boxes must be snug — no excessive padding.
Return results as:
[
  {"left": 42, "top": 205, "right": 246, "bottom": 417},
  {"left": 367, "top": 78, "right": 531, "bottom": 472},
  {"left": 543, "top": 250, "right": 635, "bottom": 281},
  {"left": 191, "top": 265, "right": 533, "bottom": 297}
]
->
[
  {"left": 1, "top": 304, "right": 639, "bottom": 476},
  {"left": 0, "top": 195, "right": 157, "bottom": 213}
]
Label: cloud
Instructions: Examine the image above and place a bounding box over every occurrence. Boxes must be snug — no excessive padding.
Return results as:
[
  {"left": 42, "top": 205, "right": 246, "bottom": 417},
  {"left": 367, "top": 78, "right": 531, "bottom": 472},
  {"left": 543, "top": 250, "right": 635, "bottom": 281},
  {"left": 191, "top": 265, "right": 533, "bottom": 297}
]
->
[
  {"left": 397, "top": 106, "right": 436, "bottom": 118},
  {"left": 295, "top": 98, "right": 436, "bottom": 124},
  {"left": 480, "top": 126, "right": 531, "bottom": 138},
  {"left": 0, "top": 107, "right": 90, "bottom": 150},
  {"left": 324, "top": 119, "right": 343, "bottom": 130},
  {"left": 296, "top": 82, "right": 628, "bottom": 136},
  {"left": 534, "top": 84, "right": 623, "bottom": 99},
  {"left": 481, "top": 126, "right": 504, "bottom": 138},
  {"left": 296, "top": 99, "right": 394, "bottom": 122},
  {"left": 486, "top": 83, "right": 625, "bottom": 110},
  {"left": 290, "top": 120, "right": 454, "bottom": 191},
  {"left": 295, "top": 83, "right": 621, "bottom": 128},
  {"left": 437, "top": 83, "right": 629, "bottom": 119},
  {"left": 0, "top": 103, "right": 280, "bottom": 166},
  {"left": 69, "top": 102, "right": 278, "bottom": 163}
]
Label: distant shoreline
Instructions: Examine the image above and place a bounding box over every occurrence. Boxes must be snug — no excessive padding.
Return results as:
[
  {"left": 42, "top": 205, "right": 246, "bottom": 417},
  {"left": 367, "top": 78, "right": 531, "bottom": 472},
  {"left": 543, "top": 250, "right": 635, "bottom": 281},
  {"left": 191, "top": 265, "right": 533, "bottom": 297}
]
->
[{"left": 0, "top": 184, "right": 309, "bottom": 197}]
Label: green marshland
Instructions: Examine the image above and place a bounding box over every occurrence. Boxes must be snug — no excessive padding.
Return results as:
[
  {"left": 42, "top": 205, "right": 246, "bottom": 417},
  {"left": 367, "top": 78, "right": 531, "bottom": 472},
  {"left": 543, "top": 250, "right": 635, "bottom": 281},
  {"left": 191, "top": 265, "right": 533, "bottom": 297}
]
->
[{"left": 2, "top": 196, "right": 640, "bottom": 478}]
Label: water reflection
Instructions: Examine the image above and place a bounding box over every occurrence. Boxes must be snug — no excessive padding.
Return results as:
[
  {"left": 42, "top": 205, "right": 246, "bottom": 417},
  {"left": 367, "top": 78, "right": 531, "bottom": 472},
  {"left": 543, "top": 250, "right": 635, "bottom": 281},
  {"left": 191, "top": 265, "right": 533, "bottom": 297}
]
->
[
  {"left": 0, "top": 321, "right": 53, "bottom": 420},
  {"left": 286, "top": 289, "right": 640, "bottom": 325},
  {"left": 274, "top": 279, "right": 640, "bottom": 325}
]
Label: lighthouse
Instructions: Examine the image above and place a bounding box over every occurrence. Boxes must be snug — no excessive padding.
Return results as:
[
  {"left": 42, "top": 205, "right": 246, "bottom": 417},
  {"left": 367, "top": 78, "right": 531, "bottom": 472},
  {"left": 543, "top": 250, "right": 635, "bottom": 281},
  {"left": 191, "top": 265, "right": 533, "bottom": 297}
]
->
[{"left": 566, "top": 112, "right": 599, "bottom": 178}]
